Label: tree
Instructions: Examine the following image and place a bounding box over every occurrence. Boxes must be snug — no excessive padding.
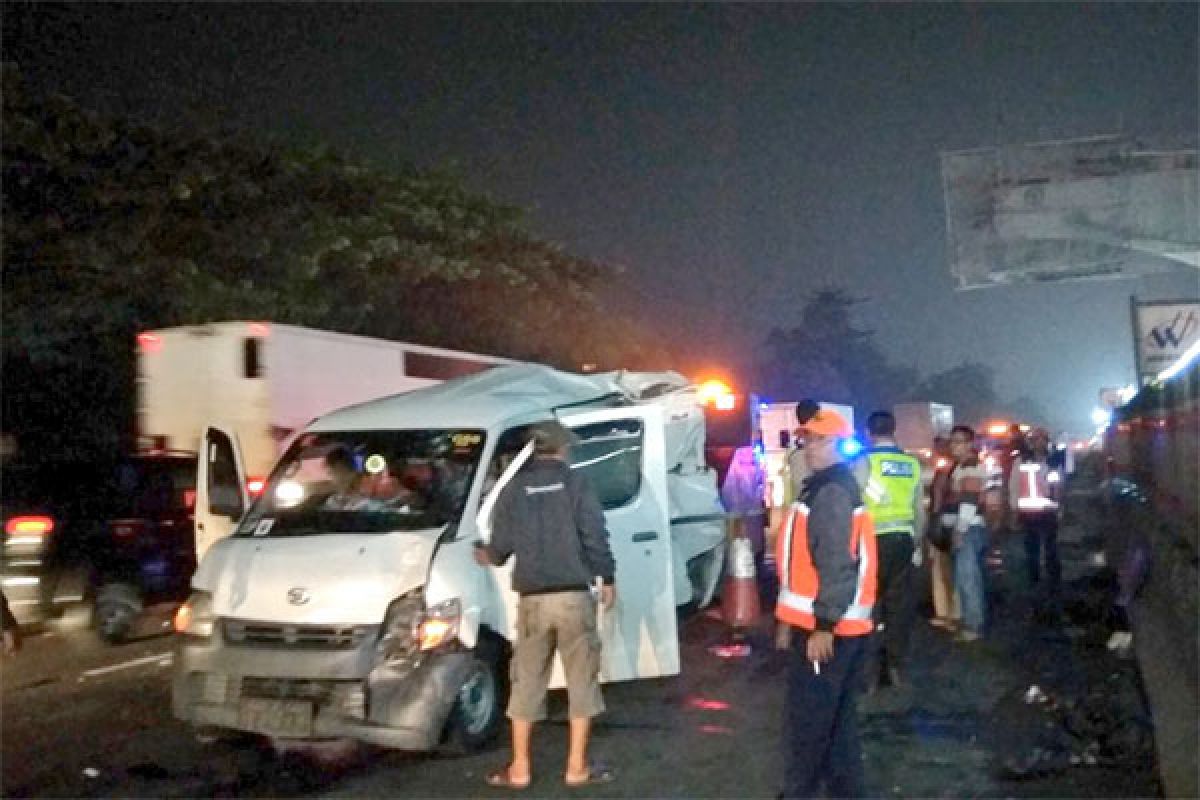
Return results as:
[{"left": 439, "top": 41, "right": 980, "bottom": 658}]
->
[
  {"left": 2, "top": 66, "right": 671, "bottom": 457},
  {"left": 754, "top": 288, "right": 917, "bottom": 421}
]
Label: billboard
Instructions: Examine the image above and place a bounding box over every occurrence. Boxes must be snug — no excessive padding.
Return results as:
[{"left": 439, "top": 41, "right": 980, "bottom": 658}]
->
[
  {"left": 941, "top": 135, "right": 1198, "bottom": 290},
  {"left": 1133, "top": 300, "right": 1200, "bottom": 383}
]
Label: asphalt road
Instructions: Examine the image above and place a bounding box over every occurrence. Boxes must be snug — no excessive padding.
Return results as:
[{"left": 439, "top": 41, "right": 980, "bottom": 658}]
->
[{"left": 1, "top": 476, "right": 1162, "bottom": 799}]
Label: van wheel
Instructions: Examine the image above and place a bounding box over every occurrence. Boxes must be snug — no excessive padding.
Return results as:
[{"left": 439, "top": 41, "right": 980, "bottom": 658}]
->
[
  {"left": 441, "top": 633, "right": 509, "bottom": 755},
  {"left": 94, "top": 582, "right": 143, "bottom": 644}
]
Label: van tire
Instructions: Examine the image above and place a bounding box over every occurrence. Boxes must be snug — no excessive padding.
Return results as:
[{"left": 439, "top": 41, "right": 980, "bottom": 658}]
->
[
  {"left": 441, "top": 632, "right": 509, "bottom": 755},
  {"left": 94, "top": 582, "right": 143, "bottom": 644}
]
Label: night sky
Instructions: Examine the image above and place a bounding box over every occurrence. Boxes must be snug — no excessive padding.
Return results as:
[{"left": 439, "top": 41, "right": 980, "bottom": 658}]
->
[{"left": 6, "top": 3, "right": 1198, "bottom": 434}]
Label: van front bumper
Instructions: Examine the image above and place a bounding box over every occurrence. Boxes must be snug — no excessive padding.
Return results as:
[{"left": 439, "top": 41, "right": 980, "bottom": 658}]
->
[{"left": 172, "top": 623, "right": 472, "bottom": 751}]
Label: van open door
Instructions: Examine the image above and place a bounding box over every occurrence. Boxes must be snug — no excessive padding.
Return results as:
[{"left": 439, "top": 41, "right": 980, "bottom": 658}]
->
[
  {"left": 195, "top": 425, "right": 248, "bottom": 562},
  {"left": 561, "top": 404, "right": 680, "bottom": 682}
]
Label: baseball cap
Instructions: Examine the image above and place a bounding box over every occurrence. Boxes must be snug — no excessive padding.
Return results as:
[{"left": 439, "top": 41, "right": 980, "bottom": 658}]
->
[{"left": 799, "top": 408, "right": 853, "bottom": 438}]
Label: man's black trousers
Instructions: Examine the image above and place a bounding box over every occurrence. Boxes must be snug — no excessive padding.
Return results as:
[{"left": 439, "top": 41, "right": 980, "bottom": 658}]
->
[
  {"left": 873, "top": 532, "right": 915, "bottom": 677},
  {"left": 783, "top": 630, "right": 867, "bottom": 799},
  {"left": 1021, "top": 512, "right": 1061, "bottom": 587}
]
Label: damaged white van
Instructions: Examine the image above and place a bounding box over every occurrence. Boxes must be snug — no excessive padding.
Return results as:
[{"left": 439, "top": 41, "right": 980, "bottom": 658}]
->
[{"left": 172, "top": 365, "right": 727, "bottom": 751}]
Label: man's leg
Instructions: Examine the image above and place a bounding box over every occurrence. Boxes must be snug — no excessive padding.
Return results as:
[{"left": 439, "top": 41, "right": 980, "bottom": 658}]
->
[
  {"left": 509, "top": 718, "right": 534, "bottom": 783},
  {"left": 783, "top": 630, "right": 835, "bottom": 799},
  {"left": 879, "top": 534, "right": 914, "bottom": 681},
  {"left": 954, "top": 527, "right": 986, "bottom": 636},
  {"left": 1023, "top": 518, "right": 1041, "bottom": 585},
  {"left": 502, "top": 596, "right": 554, "bottom": 784},
  {"left": 556, "top": 591, "right": 605, "bottom": 782},
  {"left": 1042, "top": 515, "right": 1062, "bottom": 589},
  {"left": 930, "top": 546, "right": 955, "bottom": 624},
  {"left": 824, "top": 636, "right": 868, "bottom": 798},
  {"left": 868, "top": 535, "right": 896, "bottom": 680},
  {"left": 566, "top": 717, "right": 591, "bottom": 780}
]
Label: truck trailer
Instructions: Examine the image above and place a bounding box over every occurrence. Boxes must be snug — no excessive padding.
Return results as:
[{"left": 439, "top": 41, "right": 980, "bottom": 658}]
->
[{"left": 136, "top": 321, "right": 513, "bottom": 558}]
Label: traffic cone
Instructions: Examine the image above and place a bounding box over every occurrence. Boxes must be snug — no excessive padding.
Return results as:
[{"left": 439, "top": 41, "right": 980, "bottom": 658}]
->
[{"left": 721, "top": 517, "right": 762, "bottom": 635}]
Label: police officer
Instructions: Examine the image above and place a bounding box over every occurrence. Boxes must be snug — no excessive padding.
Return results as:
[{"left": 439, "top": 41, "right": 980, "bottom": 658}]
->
[{"left": 855, "top": 411, "right": 923, "bottom": 688}]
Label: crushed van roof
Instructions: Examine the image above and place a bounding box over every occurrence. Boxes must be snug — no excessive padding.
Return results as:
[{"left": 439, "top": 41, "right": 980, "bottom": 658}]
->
[{"left": 307, "top": 364, "right": 690, "bottom": 432}]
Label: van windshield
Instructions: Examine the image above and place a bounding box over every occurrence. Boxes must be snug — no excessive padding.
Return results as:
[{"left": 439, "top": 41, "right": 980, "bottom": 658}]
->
[{"left": 235, "top": 429, "right": 485, "bottom": 537}]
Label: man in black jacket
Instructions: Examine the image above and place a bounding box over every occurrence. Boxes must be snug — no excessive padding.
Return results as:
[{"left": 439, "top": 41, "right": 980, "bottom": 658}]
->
[{"left": 475, "top": 420, "right": 617, "bottom": 789}]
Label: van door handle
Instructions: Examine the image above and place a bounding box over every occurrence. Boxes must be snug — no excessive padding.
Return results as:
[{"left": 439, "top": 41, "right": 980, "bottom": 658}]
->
[{"left": 632, "top": 531, "right": 657, "bottom": 542}]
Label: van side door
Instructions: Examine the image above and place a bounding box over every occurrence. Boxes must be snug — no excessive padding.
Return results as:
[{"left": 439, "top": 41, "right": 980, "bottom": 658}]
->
[
  {"left": 561, "top": 404, "right": 680, "bottom": 681},
  {"left": 195, "top": 425, "right": 248, "bottom": 562}
]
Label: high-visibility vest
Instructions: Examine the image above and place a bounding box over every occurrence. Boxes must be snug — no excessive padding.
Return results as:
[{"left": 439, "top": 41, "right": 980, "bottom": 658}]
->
[
  {"left": 775, "top": 501, "right": 877, "bottom": 636},
  {"left": 1016, "top": 460, "right": 1062, "bottom": 513},
  {"left": 862, "top": 447, "right": 921, "bottom": 535}
]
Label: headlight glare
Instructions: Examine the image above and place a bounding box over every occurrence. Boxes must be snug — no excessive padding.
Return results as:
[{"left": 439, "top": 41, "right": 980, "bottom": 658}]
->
[
  {"left": 174, "top": 591, "right": 215, "bottom": 637},
  {"left": 417, "top": 598, "right": 462, "bottom": 651}
]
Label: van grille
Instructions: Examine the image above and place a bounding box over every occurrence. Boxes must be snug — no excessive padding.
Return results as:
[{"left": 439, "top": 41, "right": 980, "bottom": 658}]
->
[{"left": 223, "top": 619, "right": 372, "bottom": 650}]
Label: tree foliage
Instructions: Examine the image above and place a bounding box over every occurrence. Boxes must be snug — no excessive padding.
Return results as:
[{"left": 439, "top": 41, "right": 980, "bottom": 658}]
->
[
  {"left": 2, "top": 66, "right": 669, "bottom": 456},
  {"left": 754, "top": 288, "right": 917, "bottom": 421}
]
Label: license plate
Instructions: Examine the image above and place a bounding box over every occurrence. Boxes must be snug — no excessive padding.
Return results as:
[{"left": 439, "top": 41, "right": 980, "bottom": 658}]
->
[{"left": 237, "top": 697, "right": 313, "bottom": 738}]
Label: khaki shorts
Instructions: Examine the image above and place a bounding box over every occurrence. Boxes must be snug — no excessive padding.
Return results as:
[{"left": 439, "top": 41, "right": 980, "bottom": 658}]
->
[{"left": 507, "top": 590, "right": 605, "bottom": 721}]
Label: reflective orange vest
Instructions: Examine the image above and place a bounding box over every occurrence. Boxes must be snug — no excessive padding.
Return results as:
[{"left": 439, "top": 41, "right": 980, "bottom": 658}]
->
[
  {"left": 775, "top": 501, "right": 878, "bottom": 636},
  {"left": 1015, "top": 460, "right": 1062, "bottom": 513}
]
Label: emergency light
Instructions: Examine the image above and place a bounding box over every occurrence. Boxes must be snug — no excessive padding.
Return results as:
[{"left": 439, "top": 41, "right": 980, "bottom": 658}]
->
[{"left": 838, "top": 438, "right": 863, "bottom": 458}]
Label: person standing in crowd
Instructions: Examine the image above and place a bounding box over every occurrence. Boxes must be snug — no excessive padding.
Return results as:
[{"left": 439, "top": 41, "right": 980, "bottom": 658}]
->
[
  {"left": 926, "top": 436, "right": 961, "bottom": 630},
  {"left": 940, "top": 425, "right": 988, "bottom": 642},
  {"left": 474, "top": 421, "right": 617, "bottom": 789},
  {"left": 854, "top": 411, "right": 923, "bottom": 688},
  {"left": 1008, "top": 427, "right": 1064, "bottom": 592},
  {"left": 776, "top": 405, "right": 877, "bottom": 799}
]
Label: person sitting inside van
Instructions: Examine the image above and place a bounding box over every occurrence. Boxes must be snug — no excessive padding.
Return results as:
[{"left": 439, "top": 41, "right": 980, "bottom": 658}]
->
[{"left": 321, "top": 447, "right": 386, "bottom": 511}]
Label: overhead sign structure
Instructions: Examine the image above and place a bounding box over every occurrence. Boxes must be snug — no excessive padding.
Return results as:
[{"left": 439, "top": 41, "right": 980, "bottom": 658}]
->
[
  {"left": 941, "top": 135, "right": 1198, "bottom": 290},
  {"left": 1132, "top": 299, "right": 1200, "bottom": 384}
]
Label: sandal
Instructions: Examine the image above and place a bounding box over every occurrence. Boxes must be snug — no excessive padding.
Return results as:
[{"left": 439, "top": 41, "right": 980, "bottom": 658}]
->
[
  {"left": 486, "top": 766, "right": 531, "bottom": 790},
  {"left": 565, "top": 762, "right": 616, "bottom": 788}
]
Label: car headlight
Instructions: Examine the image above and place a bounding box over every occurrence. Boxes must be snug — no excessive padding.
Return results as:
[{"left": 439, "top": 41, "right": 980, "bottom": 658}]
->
[{"left": 173, "top": 591, "right": 215, "bottom": 637}]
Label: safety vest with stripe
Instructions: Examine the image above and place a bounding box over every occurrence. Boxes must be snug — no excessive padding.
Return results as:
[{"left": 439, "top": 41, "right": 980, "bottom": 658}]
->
[
  {"left": 1015, "top": 459, "right": 1061, "bottom": 513},
  {"left": 775, "top": 499, "right": 878, "bottom": 636},
  {"left": 862, "top": 447, "right": 921, "bottom": 536}
]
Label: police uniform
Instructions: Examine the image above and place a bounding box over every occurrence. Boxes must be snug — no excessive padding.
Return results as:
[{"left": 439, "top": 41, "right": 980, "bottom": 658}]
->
[{"left": 857, "top": 445, "right": 922, "bottom": 684}]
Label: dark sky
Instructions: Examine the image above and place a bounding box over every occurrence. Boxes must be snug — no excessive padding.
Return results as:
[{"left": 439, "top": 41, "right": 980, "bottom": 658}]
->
[{"left": 6, "top": 3, "right": 1198, "bottom": 433}]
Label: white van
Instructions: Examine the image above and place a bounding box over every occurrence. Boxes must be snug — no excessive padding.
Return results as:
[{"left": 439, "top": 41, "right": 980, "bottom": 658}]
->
[{"left": 172, "top": 365, "right": 727, "bottom": 751}]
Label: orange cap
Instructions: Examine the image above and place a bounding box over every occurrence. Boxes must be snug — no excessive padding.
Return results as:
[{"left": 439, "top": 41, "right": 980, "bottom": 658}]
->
[{"left": 799, "top": 407, "right": 853, "bottom": 438}]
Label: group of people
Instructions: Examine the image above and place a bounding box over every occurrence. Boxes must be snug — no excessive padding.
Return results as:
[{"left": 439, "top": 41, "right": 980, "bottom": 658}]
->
[{"left": 772, "top": 403, "right": 1067, "bottom": 798}]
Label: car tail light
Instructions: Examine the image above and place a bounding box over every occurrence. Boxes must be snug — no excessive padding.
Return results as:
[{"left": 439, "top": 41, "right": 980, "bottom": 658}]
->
[
  {"left": 5, "top": 515, "right": 55, "bottom": 537},
  {"left": 246, "top": 477, "right": 266, "bottom": 496},
  {"left": 111, "top": 518, "right": 146, "bottom": 539}
]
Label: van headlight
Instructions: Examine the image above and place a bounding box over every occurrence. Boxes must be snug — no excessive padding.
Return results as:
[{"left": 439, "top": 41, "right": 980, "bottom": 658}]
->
[
  {"left": 376, "top": 591, "right": 424, "bottom": 668},
  {"left": 416, "top": 598, "right": 461, "bottom": 652},
  {"left": 375, "top": 593, "right": 462, "bottom": 668},
  {"left": 174, "top": 591, "right": 215, "bottom": 637}
]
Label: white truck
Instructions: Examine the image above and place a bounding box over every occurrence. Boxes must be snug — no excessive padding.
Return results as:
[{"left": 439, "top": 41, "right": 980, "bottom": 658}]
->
[
  {"left": 172, "top": 365, "right": 727, "bottom": 752},
  {"left": 756, "top": 401, "right": 855, "bottom": 508},
  {"left": 136, "top": 321, "right": 513, "bottom": 559}
]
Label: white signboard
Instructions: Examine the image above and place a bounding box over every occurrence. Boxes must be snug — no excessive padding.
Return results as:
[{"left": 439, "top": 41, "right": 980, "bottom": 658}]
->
[{"left": 1134, "top": 301, "right": 1200, "bottom": 381}]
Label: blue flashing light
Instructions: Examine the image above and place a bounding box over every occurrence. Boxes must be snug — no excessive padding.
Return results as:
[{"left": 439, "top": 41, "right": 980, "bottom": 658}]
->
[
  {"left": 838, "top": 437, "right": 863, "bottom": 459},
  {"left": 758, "top": 402, "right": 770, "bottom": 412}
]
